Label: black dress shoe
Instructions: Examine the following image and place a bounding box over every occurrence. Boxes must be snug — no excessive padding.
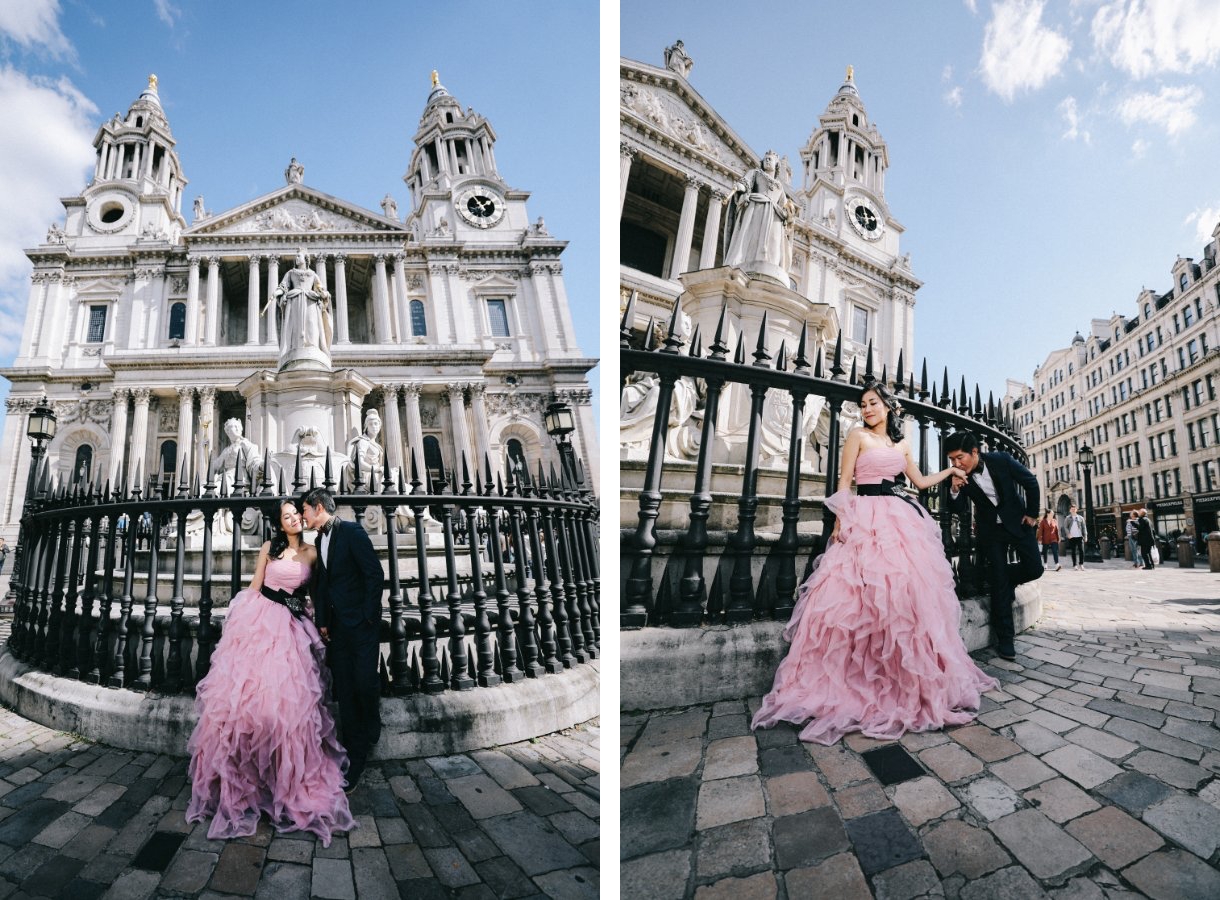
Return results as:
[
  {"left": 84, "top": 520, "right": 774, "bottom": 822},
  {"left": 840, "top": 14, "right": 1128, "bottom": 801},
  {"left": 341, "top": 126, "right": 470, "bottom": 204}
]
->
[
  {"left": 997, "top": 647, "right": 1017, "bottom": 661},
  {"left": 343, "top": 768, "right": 363, "bottom": 795}
]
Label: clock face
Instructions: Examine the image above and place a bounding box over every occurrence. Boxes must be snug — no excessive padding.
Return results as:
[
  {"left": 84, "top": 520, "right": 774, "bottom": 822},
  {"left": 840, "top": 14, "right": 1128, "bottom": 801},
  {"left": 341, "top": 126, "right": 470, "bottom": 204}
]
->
[
  {"left": 457, "top": 187, "right": 505, "bottom": 228},
  {"left": 846, "top": 195, "right": 884, "bottom": 241}
]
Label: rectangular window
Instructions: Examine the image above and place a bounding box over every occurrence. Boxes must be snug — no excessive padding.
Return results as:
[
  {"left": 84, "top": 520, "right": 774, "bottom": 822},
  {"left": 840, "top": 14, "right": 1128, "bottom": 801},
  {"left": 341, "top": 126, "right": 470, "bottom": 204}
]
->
[
  {"left": 851, "top": 305, "right": 870, "bottom": 344},
  {"left": 486, "top": 299, "right": 510, "bottom": 338},
  {"left": 87, "top": 305, "right": 107, "bottom": 343}
]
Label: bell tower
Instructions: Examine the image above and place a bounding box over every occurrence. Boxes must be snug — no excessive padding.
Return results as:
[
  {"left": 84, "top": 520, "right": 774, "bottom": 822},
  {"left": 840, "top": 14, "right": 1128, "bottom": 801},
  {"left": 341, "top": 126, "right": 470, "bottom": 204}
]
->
[{"left": 74, "top": 75, "right": 187, "bottom": 244}]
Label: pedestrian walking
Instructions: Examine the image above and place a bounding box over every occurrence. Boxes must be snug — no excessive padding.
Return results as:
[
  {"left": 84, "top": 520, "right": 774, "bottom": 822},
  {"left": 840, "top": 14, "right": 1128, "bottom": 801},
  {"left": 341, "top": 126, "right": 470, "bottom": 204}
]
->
[
  {"left": 1125, "top": 511, "right": 1143, "bottom": 568},
  {"left": 1065, "top": 504, "right": 1087, "bottom": 570},
  {"left": 1137, "top": 509, "right": 1156, "bottom": 569},
  {"left": 1037, "top": 510, "right": 1062, "bottom": 570}
]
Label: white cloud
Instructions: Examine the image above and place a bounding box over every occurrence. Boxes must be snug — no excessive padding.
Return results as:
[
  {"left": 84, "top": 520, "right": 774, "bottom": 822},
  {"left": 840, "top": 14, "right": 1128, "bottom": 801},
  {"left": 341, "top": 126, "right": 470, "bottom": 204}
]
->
[
  {"left": 980, "top": 0, "right": 1072, "bottom": 101},
  {"left": 1184, "top": 205, "right": 1220, "bottom": 245},
  {"left": 0, "top": 0, "right": 70, "bottom": 56},
  {"left": 0, "top": 67, "right": 97, "bottom": 363},
  {"left": 945, "top": 86, "right": 964, "bottom": 108},
  {"left": 1131, "top": 137, "right": 1150, "bottom": 157},
  {"left": 153, "top": 0, "right": 179, "bottom": 29},
  {"left": 1116, "top": 84, "right": 1201, "bottom": 136},
  {"left": 1058, "top": 95, "right": 1090, "bottom": 141},
  {"left": 965, "top": 0, "right": 978, "bottom": 13},
  {"left": 1092, "top": 0, "right": 1220, "bottom": 79}
]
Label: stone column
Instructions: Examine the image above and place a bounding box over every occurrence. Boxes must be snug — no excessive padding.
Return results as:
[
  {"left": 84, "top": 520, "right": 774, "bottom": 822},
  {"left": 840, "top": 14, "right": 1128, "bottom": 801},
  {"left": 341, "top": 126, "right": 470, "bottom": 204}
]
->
[
  {"left": 468, "top": 383, "right": 492, "bottom": 473},
  {"left": 204, "top": 256, "right": 221, "bottom": 345},
  {"left": 128, "top": 388, "right": 151, "bottom": 489},
  {"left": 620, "top": 143, "right": 636, "bottom": 214},
  {"left": 175, "top": 387, "right": 194, "bottom": 481},
  {"left": 372, "top": 254, "right": 392, "bottom": 344},
  {"left": 197, "top": 387, "right": 216, "bottom": 481},
  {"left": 447, "top": 384, "right": 473, "bottom": 478},
  {"left": 247, "top": 255, "right": 261, "bottom": 344},
  {"left": 333, "top": 254, "right": 349, "bottom": 344},
  {"left": 185, "top": 257, "right": 201, "bottom": 345},
  {"left": 699, "top": 190, "right": 725, "bottom": 270},
  {"left": 392, "top": 253, "right": 409, "bottom": 342},
  {"left": 381, "top": 384, "right": 405, "bottom": 475},
  {"left": 265, "top": 255, "right": 279, "bottom": 347},
  {"left": 402, "top": 384, "right": 426, "bottom": 485},
  {"left": 669, "top": 176, "right": 701, "bottom": 280},
  {"left": 108, "top": 389, "right": 130, "bottom": 487},
  {"left": 314, "top": 253, "right": 328, "bottom": 291}
]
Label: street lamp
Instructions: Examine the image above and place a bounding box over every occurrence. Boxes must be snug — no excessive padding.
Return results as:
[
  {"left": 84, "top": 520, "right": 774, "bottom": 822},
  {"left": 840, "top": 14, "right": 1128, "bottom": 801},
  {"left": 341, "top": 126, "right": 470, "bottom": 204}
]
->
[
  {"left": 544, "top": 400, "right": 578, "bottom": 488},
  {"left": 5, "top": 397, "right": 58, "bottom": 605},
  {"left": 1078, "top": 443, "right": 1099, "bottom": 561}
]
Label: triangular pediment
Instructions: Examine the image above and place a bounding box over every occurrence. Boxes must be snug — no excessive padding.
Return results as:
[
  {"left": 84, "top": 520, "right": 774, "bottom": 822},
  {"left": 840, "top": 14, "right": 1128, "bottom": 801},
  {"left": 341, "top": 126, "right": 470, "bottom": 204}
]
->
[
  {"left": 620, "top": 58, "right": 755, "bottom": 173},
  {"left": 185, "top": 185, "right": 406, "bottom": 237},
  {"left": 74, "top": 276, "right": 126, "bottom": 297},
  {"left": 470, "top": 273, "right": 518, "bottom": 293}
]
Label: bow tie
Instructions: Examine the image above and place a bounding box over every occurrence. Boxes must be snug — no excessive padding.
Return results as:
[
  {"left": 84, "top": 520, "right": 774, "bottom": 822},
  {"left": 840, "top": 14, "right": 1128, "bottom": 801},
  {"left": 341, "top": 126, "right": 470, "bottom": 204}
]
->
[{"left": 317, "top": 519, "right": 336, "bottom": 536}]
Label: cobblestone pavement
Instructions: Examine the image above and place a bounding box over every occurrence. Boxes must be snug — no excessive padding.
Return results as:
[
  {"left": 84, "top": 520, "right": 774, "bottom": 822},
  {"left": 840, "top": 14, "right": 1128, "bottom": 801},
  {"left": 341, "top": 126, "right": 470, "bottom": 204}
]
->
[
  {"left": 0, "top": 652, "right": 599, "bottom": 898},
  {"left": 620, "top": 559, "right": 1220, "bottom": 899}
]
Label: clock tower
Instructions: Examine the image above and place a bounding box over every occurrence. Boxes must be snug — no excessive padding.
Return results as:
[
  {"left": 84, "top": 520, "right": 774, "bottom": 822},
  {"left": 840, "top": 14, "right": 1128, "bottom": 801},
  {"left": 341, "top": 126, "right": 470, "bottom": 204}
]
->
[
  {"left": 799, "top": 67, "right": 897, "bottom": 256},
  {"left": 404, "top": 72, "right": 519, "bottom": 237}
]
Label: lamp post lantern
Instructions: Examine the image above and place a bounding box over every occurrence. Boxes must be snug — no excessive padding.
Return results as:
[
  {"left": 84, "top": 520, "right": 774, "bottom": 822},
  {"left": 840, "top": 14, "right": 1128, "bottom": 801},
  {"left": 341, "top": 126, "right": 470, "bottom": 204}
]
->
[
  {"left": 1078, "top": 443, "right": 1099, "bottom": 561},
  {"left": 5, "top": 397, "right": 58, "bottom": 606},
  {"left": 544, "top": 400, "right": 578, "bottom": 488}
]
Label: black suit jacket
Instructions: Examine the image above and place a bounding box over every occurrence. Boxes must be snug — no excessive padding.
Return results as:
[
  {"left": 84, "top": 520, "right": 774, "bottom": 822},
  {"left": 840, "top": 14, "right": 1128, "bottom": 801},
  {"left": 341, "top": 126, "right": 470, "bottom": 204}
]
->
[
  {"left": 312, "top": 518, "right": 384, "bottom": 632},
  {"left": 950, "top": 451, "right": 1040, "bottom": 541}
]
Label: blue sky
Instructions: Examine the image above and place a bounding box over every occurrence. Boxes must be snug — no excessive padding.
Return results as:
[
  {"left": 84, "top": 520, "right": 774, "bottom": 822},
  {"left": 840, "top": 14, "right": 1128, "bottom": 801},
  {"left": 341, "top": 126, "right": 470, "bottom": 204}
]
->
[
  {"left": 0, "top": 0, "right": 599, "bottom": 418},
  {"left": 622, "top": 0, "right": 1220, "bottom": 397}
]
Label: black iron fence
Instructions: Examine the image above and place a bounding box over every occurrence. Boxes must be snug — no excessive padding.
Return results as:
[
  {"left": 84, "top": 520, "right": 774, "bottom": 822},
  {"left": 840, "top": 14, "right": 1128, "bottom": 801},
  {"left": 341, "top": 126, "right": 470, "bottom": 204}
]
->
[
  {"left": 6, "top": 447, "right": 599, "bottom": 696},
  {"left": 621, "top": 297, "right": 1026, "bottom": 628}
]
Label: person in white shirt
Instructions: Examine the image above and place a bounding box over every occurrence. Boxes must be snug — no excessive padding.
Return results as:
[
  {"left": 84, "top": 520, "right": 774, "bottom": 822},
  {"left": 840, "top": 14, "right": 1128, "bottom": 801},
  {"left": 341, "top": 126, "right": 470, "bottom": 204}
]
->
[{"left": 1064, "top": 504, "right": 1087, "bottom": 570}]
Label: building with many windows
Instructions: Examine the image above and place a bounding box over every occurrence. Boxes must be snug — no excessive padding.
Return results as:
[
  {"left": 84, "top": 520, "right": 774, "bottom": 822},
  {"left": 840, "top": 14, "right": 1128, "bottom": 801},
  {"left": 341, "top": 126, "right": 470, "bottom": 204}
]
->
[
  {"left": 0, "top": 73, "right": 597, "bottom": 538},
  {"left": 1010, "top": 229, "right": 1220, "bottom": 548}
]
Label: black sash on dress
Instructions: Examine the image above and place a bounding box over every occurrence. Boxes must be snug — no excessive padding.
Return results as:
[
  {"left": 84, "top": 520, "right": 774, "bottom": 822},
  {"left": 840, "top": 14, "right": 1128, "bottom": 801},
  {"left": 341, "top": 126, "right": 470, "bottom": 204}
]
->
[
  {"left": 260, "top": 584, "right": 309, "bottom": 619},
  {"left": 857, "top": 480, "right": 928, "bottom": 518}
]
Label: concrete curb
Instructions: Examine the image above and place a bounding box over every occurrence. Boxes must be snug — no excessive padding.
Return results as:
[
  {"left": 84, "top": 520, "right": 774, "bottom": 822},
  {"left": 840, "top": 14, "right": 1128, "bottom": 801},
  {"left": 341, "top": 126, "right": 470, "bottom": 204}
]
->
[
  {"left": 0, "top": 649, "right": 599, "bottom": 757},
  {"left": 622, "top": 584, "right": 1041, "bottom": 711}
]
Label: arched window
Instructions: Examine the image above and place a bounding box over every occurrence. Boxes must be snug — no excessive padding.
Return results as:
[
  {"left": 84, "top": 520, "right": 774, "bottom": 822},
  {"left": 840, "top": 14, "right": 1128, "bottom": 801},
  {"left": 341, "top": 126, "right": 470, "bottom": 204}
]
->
[
  {"left": 423, "top": 435, "right": 446, "bottom": 486},
  {"left": 160, "top": 440, "right": 178, "bottom": 474},
  {"left": 505, "top": 438, "right": 528, "bottom": 482},
  {"left": 410, "top": 299, "right": 427, "bottom": 337},
  {"left": 1180, "top": 273, "right": 1189, "bottom": 291},
  {"left": 168, "top": 302, "right": 186, "bottom": 340},
  {"left": 73, "top": 444, "right": 93, "bottom": 485}
]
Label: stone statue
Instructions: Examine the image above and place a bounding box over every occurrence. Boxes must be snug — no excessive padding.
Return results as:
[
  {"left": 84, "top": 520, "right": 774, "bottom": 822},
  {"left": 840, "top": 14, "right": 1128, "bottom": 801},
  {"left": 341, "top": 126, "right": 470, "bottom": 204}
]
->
[
  {"left": 347, "top": 408, "right": 385, "bottom": 481},
  {"left": 723, "top": 150, "right": 792, "bottom": 284},
  {"left": 664, "top": 39, "right": 693, "bottom": 77},
  {"left": 267, "top": 249, "right": 332, "bottom": 368},
  {"left": 285, "top": 157, "right": 304, "bottom": 184},
  {"left": 193, "top": 196, "right": 206, "bottom": 221},
  {"left": 46, "top": 222, "right": 65, "bottom": 244},
  {"left": 380, "top": 194, "right": 398, "bottom": 219},
  {"left": 215, "top": 418, "right": 262, "bottom": 488}
]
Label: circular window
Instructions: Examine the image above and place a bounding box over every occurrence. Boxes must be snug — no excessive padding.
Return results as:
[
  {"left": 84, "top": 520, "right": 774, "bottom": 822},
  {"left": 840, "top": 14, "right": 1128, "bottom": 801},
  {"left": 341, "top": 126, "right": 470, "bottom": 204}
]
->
[{"left": 100, "top": 203, "right": 124, "bottom": 224}]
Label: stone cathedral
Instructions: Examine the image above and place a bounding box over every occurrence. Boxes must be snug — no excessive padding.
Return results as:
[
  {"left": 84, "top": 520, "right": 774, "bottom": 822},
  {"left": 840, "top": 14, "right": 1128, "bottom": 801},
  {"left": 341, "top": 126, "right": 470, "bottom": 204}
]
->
[{"left": 0, "top": 72, "right": 597, "bottom": 534}]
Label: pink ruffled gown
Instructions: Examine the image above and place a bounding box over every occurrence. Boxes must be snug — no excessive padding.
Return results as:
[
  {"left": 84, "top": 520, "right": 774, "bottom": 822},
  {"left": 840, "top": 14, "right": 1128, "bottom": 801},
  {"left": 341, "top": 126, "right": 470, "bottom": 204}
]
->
[
  {"left": 752, "top": 447, "right": 999, "bottom": 745},
  {"left": 186, "top": 558, "right": 355, "bottom": 846}
]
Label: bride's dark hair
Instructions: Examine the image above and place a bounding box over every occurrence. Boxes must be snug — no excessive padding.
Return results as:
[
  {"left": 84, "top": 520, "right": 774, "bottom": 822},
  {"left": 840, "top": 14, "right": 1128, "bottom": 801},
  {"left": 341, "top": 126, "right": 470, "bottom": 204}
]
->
[
  {"left": 861, "top": 379, "right": 905, "bottom": 445},
  {"left": 267, "top": 499, "right": 301, "bottom": 560}
]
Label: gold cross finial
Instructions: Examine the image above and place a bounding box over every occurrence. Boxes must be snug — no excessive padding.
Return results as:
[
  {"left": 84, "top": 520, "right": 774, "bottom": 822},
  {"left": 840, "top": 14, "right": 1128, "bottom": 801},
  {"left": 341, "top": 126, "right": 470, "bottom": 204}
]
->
[
  {"left": 149, "top": 73, "right": 158, "bottom": 90},
  {"left": 846, "top": 65, "right": 854, "bottom": 82},
  {"left": 431, "top": 70, "right": 439, "bottom": 87}
]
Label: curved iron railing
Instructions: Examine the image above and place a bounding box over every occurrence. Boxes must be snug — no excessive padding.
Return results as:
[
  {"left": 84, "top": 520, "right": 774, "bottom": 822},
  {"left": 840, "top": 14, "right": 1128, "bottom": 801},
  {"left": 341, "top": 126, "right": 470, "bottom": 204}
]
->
[
  {"left": 6, "top": 448, "right": 599, "bottom": 696},
  {"left": 620, "top": 295, "right": 1026, "bottom": 628}
]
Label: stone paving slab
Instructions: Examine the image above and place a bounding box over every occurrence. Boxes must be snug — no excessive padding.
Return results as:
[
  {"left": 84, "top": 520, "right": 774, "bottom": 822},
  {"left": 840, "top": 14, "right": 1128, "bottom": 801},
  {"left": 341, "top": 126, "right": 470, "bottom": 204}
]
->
[
  {"left": 621, "top": 560, "right": 1220, "bottom": 898},
  {"left": 0, "top": 637, "right": 599, "bottom": 900}
]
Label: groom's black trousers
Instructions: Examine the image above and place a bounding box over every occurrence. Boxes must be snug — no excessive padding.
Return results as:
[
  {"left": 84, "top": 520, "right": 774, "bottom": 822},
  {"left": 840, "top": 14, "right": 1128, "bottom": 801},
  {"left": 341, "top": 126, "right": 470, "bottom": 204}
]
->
[
  {"left": 979, "top": 526, "right": 1043, "bottom": 650},
  {"left": 329, "top": 623, "right": 381, "bottom": 776}
]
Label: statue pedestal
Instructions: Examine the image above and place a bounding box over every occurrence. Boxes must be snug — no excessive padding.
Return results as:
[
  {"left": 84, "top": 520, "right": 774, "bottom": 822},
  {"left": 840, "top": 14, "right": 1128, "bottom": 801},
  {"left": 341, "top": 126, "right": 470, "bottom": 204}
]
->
[{"left": 239, "top": 367, "right": 373, "bottom": 484}]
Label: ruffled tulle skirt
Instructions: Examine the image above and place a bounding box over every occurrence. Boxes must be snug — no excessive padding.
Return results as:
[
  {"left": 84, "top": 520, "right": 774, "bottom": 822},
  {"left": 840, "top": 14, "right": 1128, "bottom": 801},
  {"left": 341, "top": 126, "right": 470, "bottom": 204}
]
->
[
  {"left": 186, "top": 590, "right": 355, "bottom": 845},
  {"left": 752, "top": 489, "right": 999, "bottom": 745}
]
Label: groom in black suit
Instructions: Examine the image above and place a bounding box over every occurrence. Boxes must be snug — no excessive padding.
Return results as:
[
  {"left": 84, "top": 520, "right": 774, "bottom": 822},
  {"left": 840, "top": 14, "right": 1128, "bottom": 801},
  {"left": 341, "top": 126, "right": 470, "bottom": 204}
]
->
[
  {"left": 301, "top": 487, "right": 383, "bottom": 791},
  {"left": 945, "top": 432, "right": 1043, "bottom": 661}
]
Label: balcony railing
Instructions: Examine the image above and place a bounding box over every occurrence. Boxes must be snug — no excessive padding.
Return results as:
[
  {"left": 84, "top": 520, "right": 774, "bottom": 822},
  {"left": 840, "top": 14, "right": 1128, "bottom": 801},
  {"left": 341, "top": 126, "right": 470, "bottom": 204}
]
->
[{"left": 621, "top": 297, "right": 1026, "bottom": 628}]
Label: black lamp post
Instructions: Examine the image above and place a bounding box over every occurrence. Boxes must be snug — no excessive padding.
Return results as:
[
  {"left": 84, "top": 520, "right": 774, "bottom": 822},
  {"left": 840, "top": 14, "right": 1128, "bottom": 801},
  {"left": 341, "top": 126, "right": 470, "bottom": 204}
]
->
[
  {"left": 5, "top": 397, "right": 58, "bottom": 605},
  {"left": 544, "top": 400, "right": 578, "bottom": 488},
  {"left": 1078, "top": 443, "right": 1100, "bottom": 561}
]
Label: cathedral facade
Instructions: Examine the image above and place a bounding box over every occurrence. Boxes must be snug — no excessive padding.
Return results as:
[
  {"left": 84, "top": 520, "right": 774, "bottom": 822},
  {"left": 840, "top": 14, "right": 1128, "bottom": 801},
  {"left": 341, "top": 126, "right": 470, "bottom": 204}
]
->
[{"left": 0, "top": 73, "right": 597, "bottom": 534}]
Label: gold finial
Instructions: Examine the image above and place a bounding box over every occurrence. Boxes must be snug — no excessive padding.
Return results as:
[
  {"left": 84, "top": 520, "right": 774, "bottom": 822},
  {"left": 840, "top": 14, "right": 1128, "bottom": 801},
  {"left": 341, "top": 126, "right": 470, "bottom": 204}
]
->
[
  {"left": 148, "top": 73, "right": 158, "bottom": 90},
  {"left": 846, "top": 65, "right": 854, "bottom": 82},
  {"left": 431, "top": 69, "right": 439, "bottom": 87}
]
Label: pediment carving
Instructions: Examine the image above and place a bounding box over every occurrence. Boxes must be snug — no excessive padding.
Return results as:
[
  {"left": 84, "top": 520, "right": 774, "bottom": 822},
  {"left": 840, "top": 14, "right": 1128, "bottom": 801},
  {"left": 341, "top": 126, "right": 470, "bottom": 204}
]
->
[
  {"left": 188, "top": 186, "right": 405, "bottom": 237},
  {"left": 621, "top": 79, "right": 734, "bottom": 165}
]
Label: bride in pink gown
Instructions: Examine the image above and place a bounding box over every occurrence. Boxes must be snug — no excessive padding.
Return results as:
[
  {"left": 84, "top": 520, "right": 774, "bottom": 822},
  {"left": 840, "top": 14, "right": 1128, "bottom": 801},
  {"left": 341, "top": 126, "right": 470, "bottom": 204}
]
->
[
  {"left": 186, "top": 500, "right": 355, "bottom": 845},
  {"left": 752, "top": 381, "right": 999, "bottom": 745}
]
